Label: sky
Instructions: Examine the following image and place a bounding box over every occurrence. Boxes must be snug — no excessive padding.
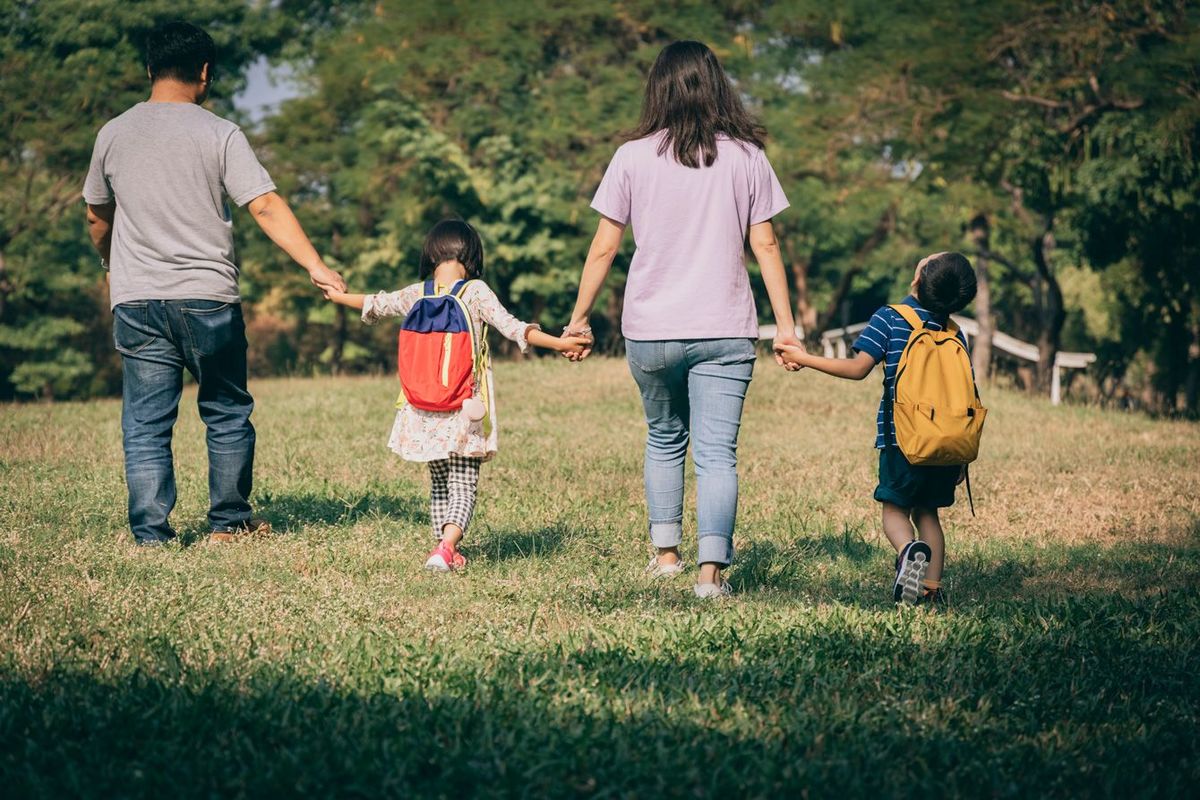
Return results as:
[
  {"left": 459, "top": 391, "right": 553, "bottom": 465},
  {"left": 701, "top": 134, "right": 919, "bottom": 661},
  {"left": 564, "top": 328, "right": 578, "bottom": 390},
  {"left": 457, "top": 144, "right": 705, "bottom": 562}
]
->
[{"left": 232, "top": 57, "right": 304, "bottom": 124}]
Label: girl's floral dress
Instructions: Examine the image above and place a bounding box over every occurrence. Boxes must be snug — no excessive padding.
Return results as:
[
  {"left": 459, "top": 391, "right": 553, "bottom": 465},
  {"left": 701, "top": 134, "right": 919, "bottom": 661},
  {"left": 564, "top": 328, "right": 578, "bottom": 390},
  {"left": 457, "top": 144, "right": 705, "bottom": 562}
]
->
[{"left": 361, "top": 280, "right": 536, "bottom": 462}]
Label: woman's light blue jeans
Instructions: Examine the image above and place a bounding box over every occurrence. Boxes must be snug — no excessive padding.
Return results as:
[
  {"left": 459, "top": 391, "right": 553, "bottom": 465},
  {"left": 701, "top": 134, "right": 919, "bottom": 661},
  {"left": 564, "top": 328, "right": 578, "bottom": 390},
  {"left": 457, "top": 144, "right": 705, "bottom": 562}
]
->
[{"left": 625, "top": 338, "right": 756, "bottom": 567}]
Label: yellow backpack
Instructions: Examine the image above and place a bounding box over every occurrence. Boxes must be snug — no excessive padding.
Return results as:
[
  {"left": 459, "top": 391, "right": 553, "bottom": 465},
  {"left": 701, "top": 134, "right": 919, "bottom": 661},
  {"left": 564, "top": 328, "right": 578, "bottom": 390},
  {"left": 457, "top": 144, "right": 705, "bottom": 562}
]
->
[{"left": 889, "top": 303, "right": 987, "bottom": 468}]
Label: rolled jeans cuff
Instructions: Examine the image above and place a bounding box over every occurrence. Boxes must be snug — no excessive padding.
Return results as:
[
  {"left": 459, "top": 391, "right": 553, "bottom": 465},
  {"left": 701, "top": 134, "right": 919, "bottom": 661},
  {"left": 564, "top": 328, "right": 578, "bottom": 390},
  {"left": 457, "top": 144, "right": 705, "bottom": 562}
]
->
[
  {"left": 697, "top": 533, "right": 733, "bottom": 567},
  {"left": 648, "top": 521, "right": 683, "bottom": 549}
]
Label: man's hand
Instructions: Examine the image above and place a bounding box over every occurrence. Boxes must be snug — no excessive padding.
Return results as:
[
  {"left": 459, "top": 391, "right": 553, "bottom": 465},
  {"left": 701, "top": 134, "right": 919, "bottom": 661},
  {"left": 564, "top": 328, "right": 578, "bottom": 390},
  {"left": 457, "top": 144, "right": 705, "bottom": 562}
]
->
[
  {"left": 86, "top": 203, "right": 116, "bottom": 263},
  {"left": 308, "top": 262, "right": 346, "bottom": 294}
]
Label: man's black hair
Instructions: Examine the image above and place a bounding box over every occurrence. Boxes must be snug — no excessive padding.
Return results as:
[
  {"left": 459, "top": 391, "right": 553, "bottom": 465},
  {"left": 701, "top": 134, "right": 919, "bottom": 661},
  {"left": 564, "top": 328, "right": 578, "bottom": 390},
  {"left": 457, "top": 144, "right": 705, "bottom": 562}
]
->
[
  {"left": 916, "top": 252, "right": 977, "bottom": 316},
  {"left": 419, "top": 219, "right": 484, "bottom": 280},
  {"left": 145, "top": 21, "right": 216, "bottom": 84}
]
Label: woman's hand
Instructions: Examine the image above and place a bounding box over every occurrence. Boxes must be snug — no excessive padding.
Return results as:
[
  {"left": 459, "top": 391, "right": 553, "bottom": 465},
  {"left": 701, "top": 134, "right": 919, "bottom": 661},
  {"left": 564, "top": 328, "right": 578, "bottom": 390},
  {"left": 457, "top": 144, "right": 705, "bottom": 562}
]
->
[
  {"left": 772, "top": 329, "right": 805, "bottom": 371},
  {"left": 561, "top": 321, "right": 595, "bottom": 361},
  {"left": 557, "top": 335, "right": 594, "bottom": 357},
  {"left": 773, "top": 342, "right": 808, "bottom": 370}
]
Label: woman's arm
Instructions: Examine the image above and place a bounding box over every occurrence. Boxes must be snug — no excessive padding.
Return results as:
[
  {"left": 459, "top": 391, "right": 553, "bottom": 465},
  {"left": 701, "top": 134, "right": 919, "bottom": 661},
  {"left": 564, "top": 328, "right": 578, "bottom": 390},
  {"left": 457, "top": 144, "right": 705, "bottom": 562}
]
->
[
  {"left": 566, "top": 216, "right": 626, "bottom": 355},
  {"left": 748, "top": 220, "right": 801, "bottom": 370},
  {"left": 776, "top": 345, "right": 877, "bottom": 380}
]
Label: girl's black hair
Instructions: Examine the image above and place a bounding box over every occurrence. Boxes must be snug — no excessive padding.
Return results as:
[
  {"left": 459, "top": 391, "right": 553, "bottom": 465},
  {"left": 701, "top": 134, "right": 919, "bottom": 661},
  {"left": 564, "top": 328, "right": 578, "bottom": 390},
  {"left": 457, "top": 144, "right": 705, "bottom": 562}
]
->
[
  {"left": 626, "top": 40, "right": 767, "bottom": 168},
  {"left": 916, "top": 252, "right": 977, "bottom": 315},
  {"left": 418, "top": 219, "right": 484, "bottom": 280}
]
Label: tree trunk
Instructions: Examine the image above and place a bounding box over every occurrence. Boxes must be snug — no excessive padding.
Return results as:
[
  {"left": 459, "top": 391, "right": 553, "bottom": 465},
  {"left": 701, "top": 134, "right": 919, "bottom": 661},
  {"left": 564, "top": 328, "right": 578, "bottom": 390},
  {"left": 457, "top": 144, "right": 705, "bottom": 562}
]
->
[
  {"left": 783, "top": 239, "right": 817, "bottom": 341},
  {"left": 603, "top": 280, "right": 625, "bottom": 355},
  {"left": 1186, "top": 299, "right": 1200, "bottom": 417},
  {"left": 329, "top": 227, "right": 345, "bottom": 375},
  {"left": 0, "top": 247, "right": 10, "bottom": 321},
  {"left": 811, "top": 204, "right": 894, "bottom": 341},
  {"left": 330, "top": 303, "right": 347, "bottom": 375},
  {"left": 967, "top": 214, "right": 994, "bottom": 383},
  {"left": 814, "top": 267, "right": 863, "bottom": 336},
  {"left": 1031, "top": 227, "right": 1065, "bottom": 393}
]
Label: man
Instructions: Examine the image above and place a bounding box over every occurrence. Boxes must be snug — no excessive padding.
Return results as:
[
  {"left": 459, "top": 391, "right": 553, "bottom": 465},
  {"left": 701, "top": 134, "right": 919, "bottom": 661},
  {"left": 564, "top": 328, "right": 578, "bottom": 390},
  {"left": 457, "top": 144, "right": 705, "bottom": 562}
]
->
[{"left": 84, "top": 21, "right": 345, "bottom": 546}]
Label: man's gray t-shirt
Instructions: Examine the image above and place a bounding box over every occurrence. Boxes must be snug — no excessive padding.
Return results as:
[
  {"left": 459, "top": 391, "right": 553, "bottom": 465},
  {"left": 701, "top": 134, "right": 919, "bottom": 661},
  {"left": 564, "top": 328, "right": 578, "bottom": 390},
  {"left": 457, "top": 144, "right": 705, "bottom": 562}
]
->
[{"left": 83, "top": 102, "right": 275, "bottom": 310}]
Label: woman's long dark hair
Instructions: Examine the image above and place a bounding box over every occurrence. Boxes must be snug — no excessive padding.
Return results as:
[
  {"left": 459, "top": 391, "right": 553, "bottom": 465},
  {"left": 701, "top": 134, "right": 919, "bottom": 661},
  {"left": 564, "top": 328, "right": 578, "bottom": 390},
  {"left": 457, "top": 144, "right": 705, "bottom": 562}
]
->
[{"left": 626, "top": 40, "right": 767, "bottom": 168}]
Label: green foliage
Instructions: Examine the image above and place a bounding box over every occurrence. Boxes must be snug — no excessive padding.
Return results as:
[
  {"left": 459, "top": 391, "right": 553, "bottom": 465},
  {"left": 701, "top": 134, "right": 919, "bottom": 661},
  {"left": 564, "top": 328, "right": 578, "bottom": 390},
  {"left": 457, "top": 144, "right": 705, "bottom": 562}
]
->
[{"left": 2, "top": 0, "right": 1198, "bottom": 410}]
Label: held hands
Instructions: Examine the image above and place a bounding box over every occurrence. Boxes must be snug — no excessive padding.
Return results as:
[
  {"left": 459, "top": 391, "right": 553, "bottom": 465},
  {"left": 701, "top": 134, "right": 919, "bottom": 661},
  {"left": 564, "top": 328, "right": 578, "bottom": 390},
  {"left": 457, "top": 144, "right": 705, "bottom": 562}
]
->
[
  {"left": 771, "top": 330, "right": 806, "bottom": 372},
  {"left": 308, "top": 261, "right": 347, "bottom": 295},
  {"left": 560, "top": 320, "right": 595, "bottom": 362},
  {"left": 556, "top": 335, "right": 593, "bottom": 357}
]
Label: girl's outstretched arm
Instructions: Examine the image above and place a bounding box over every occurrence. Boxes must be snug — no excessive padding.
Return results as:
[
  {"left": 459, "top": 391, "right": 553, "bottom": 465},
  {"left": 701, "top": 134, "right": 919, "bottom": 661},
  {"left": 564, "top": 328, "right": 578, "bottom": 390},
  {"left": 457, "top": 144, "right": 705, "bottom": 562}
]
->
[
  {"left": 326, "top": 291, "right": 366, "bottom": 310},
  {"left": 472, "top": 282, "right": 590, "bottom": 355},
  {"left": 337, "top": 285, "right": 421, "bottom": 323},
  {"left": 527, "top": 329, "right": 591, "bottom": 355},
  {"left": 776, "top": 345, "right": 877, "bottom": 380}
]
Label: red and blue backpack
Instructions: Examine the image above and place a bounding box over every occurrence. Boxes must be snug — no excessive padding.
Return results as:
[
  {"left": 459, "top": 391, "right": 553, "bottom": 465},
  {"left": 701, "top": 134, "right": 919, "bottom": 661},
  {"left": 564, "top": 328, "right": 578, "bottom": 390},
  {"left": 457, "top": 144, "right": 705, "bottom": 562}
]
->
[{"left": 397, "top": 279, "right": 482, "bottom": 412}]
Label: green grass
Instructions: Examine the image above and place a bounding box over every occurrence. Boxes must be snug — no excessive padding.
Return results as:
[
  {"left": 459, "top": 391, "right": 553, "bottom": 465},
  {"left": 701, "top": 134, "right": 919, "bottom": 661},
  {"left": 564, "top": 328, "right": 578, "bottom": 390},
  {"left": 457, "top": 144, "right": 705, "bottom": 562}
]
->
[{"left": 1, "top": 356, "right": 1198, "bottom": 797}]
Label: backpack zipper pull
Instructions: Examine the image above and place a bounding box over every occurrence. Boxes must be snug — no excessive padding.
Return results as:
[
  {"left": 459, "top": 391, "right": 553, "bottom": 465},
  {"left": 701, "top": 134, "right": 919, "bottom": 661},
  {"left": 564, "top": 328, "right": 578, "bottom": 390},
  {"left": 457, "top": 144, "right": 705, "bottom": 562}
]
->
[{"left": 441, "top": 332, "right": 452, "bottom": 387}]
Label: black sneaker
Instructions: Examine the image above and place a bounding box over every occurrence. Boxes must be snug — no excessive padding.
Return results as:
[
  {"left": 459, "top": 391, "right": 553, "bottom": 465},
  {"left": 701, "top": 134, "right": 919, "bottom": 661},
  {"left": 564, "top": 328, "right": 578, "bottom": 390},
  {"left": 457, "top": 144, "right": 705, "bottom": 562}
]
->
[
  {"left": 210, "top": 518, "right": 272, "bottom": 543},
  {"left": 917, "top": 587, "right": 947, "bottom": 608},
  {"left": 893, "top": 540, "right": 932, "bottom": 605}
]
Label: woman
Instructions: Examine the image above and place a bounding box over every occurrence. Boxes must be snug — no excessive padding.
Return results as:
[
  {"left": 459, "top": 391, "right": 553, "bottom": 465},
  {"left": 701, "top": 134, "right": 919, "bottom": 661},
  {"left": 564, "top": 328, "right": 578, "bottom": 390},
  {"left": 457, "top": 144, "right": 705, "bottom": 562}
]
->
[{"left": 565, "top": 40, "right": 800, "bottom": 598}]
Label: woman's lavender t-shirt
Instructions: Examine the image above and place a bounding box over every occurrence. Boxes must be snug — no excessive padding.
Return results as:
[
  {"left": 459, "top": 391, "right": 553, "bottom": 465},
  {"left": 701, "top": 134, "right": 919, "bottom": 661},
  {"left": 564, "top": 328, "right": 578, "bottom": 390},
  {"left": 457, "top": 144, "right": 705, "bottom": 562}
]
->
[{"left": 590, "top": 132, "right": 789, "bottom": 340}]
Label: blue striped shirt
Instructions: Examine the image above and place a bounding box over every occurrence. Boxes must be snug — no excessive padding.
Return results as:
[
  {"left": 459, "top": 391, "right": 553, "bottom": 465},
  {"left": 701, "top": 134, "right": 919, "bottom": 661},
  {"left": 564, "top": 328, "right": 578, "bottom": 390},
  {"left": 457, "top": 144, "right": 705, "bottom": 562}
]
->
[{"left": 851, "top": 296, "right": 970, "bottom": 449}]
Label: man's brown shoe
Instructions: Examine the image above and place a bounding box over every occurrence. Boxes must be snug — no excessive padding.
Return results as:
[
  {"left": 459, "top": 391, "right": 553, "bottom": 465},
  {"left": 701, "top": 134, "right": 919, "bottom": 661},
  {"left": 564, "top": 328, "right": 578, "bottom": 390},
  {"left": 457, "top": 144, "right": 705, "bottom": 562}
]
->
[{"left": 210, "top": 518, "right": 272, "bottom": 543}]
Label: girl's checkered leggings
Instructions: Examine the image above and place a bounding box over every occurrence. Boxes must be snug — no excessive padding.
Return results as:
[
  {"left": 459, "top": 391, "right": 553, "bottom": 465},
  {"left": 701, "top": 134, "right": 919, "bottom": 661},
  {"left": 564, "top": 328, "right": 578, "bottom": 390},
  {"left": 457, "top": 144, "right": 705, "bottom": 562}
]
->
[{"left": 428, "top": 454, "right": 482, "bottom": 539}]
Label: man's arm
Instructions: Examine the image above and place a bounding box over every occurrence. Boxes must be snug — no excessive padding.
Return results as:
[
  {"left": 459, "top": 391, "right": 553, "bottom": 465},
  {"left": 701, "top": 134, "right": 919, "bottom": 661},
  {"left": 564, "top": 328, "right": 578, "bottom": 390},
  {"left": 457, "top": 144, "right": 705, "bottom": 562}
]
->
[
  {"left": 86, "top": 203, "right": 116, "bottom": 263},
  {"left": 246, "top": 191, "right": 346, "bottom": 293}
]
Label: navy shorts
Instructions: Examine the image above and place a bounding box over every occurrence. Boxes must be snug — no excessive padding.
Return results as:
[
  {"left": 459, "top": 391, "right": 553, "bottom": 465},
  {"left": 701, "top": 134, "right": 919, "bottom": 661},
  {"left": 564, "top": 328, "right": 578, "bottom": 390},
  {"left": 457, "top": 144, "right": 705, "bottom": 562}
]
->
[{"left": 874, "top": 446, "right": 961, "bottom": 509}]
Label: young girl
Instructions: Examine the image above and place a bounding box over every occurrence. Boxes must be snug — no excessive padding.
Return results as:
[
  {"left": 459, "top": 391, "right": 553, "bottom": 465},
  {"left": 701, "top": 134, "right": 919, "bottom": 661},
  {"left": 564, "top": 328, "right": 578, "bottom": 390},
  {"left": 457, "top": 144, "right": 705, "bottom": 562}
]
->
[{"left": 326, "top": 219, "right": 588, "bottom": 571}]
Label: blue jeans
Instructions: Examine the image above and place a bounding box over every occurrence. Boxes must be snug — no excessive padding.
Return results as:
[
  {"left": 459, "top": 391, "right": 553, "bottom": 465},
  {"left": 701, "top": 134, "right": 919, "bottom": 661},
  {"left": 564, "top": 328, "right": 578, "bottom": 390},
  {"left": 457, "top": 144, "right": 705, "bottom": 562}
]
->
[
  {"left": 113, "top": 300, "right": 255, "bottom": 544},
  {"left": 625, "top": 338, "right": 756, "bottom": 567}
]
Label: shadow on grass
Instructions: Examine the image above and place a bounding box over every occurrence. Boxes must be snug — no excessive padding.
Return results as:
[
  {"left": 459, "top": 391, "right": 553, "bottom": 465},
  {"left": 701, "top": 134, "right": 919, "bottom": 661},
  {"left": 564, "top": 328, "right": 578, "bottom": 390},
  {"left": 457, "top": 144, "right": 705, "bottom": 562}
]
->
[
  {"left": 730, "top": 530, "right": 1200, "bottom": 610},
  {"left": 2, "top": 588, "right": 1195, "bottom": 797},
  {"left": 731, "top": 526, "right": 880, "bottom": 594},
  {"left": 950, "top": 537, "right": 1200, "bottom": 606},
  {"left": 475, "top": 523, "right": 574, "bottom": 562},
  {"left": 256, "top": 486, "right": 428, "bottom": 532}
]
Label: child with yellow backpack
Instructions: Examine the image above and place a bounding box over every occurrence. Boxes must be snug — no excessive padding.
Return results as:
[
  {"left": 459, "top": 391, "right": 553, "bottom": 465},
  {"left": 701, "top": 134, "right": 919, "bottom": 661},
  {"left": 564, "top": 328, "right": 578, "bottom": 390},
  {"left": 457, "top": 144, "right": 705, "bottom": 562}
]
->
[{"left": 776, "top": 252, "right": 985, "bottom": 607}]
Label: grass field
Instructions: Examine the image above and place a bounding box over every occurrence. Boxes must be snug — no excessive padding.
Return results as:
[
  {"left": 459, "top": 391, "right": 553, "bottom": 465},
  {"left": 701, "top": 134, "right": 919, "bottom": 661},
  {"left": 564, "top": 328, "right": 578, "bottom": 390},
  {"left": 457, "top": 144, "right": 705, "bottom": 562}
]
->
[{"left": 1, "top": 355, "right": 1198, "bottom": 797}]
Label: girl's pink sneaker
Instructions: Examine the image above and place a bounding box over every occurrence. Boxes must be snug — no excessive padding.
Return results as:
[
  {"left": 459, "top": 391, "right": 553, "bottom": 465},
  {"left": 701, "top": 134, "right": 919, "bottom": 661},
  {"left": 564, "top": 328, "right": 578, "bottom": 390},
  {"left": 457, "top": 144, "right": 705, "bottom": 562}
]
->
[{"left": 424, "top": 541, "right": 467, "bottom": 572}]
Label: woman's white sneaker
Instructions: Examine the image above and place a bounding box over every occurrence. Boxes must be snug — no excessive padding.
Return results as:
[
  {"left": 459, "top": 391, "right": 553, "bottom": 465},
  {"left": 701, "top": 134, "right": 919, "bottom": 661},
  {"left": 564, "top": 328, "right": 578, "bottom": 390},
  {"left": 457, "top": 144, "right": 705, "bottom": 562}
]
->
[
  {"left": 645, "top": 555, "right": 686, "bottom": 578},
  {"left": 694, "top": 580, "right": 732, "bottom": 599}
]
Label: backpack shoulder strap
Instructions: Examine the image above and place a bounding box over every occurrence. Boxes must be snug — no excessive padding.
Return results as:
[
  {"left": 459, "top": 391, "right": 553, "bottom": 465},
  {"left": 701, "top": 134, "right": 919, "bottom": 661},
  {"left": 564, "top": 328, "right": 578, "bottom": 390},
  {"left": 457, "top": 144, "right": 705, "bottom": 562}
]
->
[
  {"left": 451, "top": 279, "right": 472, "bottom": 298},
  {"left": 890, "top": 303, "right": 924, "bottom": 331},
  {"left": 422, "top": 279, "right": 436, "bottom": 297}
]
